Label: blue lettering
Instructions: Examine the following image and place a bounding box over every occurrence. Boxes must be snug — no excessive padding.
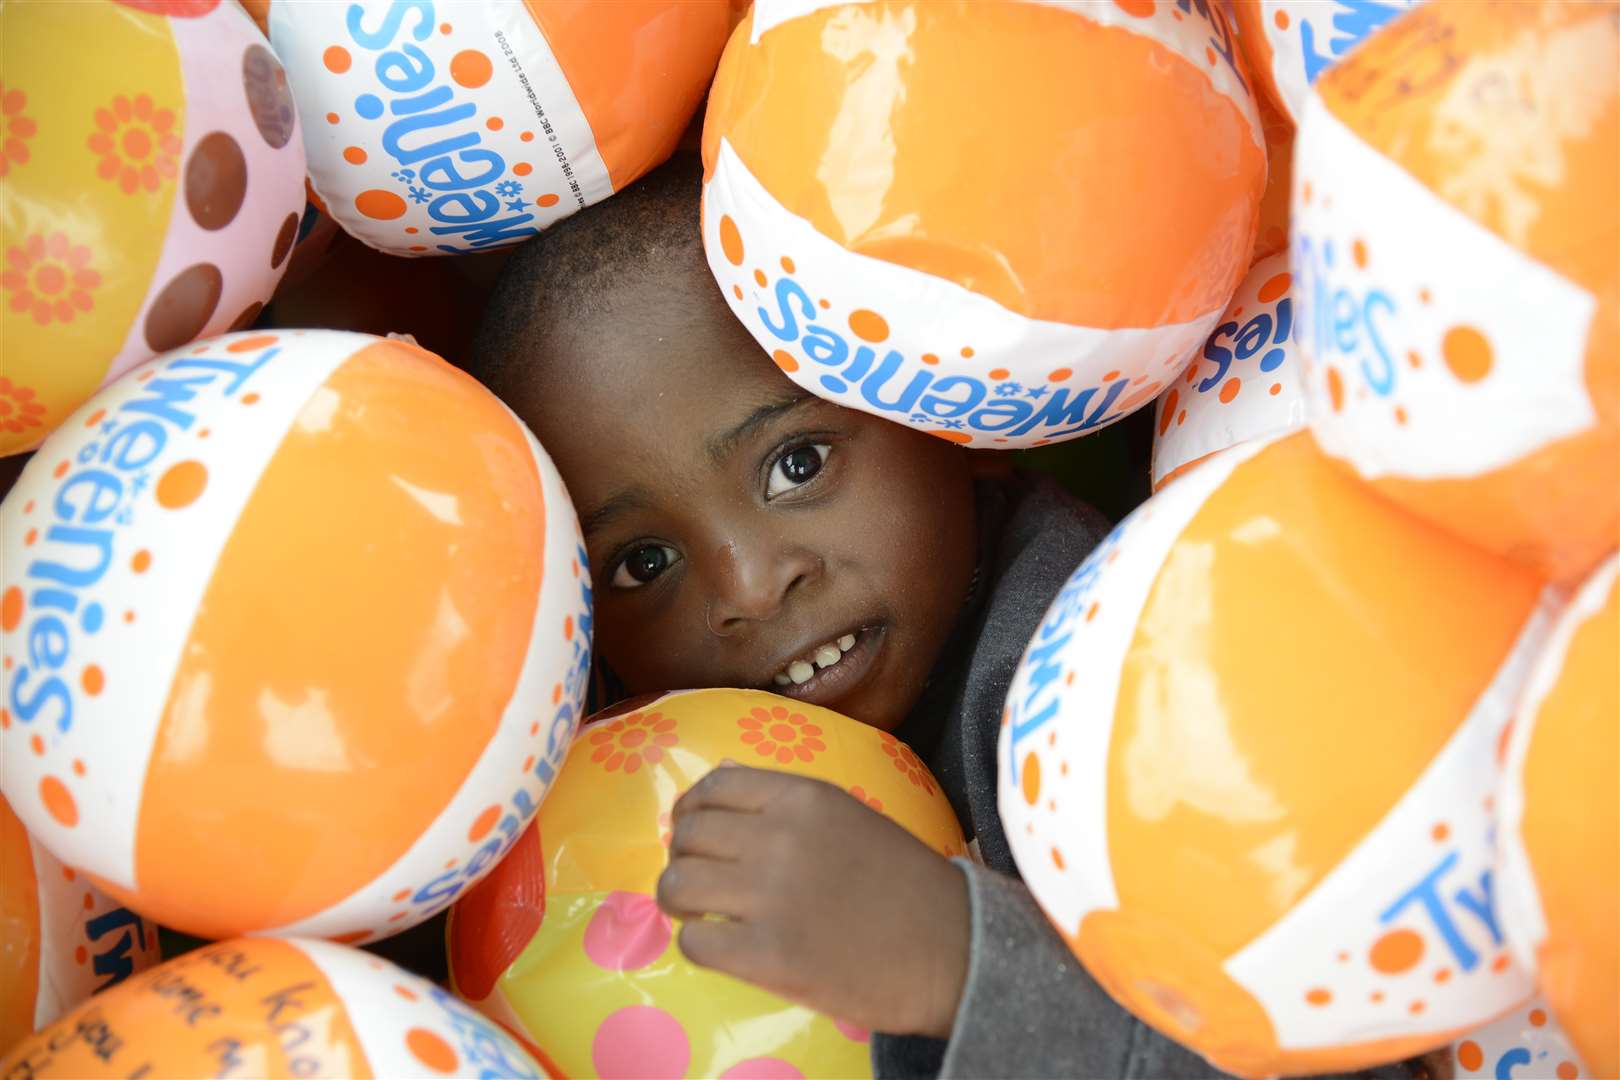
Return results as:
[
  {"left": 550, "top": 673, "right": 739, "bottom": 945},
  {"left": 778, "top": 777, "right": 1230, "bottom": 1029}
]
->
[
  {"left": 346, "top": 0, "right": 433, "bottom": 51},
  {"left": 1007, "top": 697, "right": 1058, "bottom": 786},
  {"left": 429, "top": 210, "right": 539, "bottom": 249},
  {"left": 1381, "top": 851, "right": 1479, "bottom": 971},
  {"left": 859, "top": 350, "right": 931, "bottom": 413},
  {"left": 376, "top": 43, "right": 434, "bottom": 93},
  {"left": 760, "top": 278, "right": 815, "bottom": 343},
  {"left": 1019, "top": 629, "right": 1070, "bottom": 717},
  {"left": 919, "top": 376, "right": 986, "bottom": 419},
  {"left": 8, "top": 668, "right": 71, "bottom": 732},
  {"left": 101, "top": 419, "right": 168, "bottom": 472},
  {"left": 171, "top": 351, "right": 277, "bottom": 395},
  {"left": 413, "top": 867, "right": 463, "bottom": 907},
  {"left": 1235, "top": 314, "right": 1273, "bottom": 361},
  {"left": 838, "top": 344, "right": 876, "bottom": 386},
  {"left": 53, "top": 470, "right": 123, "bottom": 526},
  {"left": 1360, "top": 290, "right": 1397, "bottom": 395},
  {"left": 1453, "top": 868, "right": 1503, "bottom": 947},
  {"left": 1011, "top": 380, "right": 1125, "bottom": 438},
  {"left": 1201, "top": 322, "right": 1239, "bottom": 390},
  {"left": 31, "top": 588, "right": 77, "bottom": 616},
  {"left": 29, "top": 525, "right": 114, "bottom": 589},
  {"left": 428, "top": 190, "right": 499, "bottom": 224},
  {"left": 419, "top": 150, "right": 503, "bottom": 192},
  {"left": 1495, "top": 1048, "right": 1532, "bottom": 1080},
  {"left": 1300, "top": 1, "right": 1409, "bottom": 85},
  {"left": 801, "top": 325, "right": 848, "bottom": 367},
  {"left": 28, "top": 614, "right": 69, "bottom": 670},
  {"left": 120, "top": 375, "right": 211, "bottom": 430},
  {"left": 382, "top": 97, "right": 478, "bottom": 166},
  {"left": 968, "top": 398, "right": 1034, "bottom": 432},
  {"left": 463, "top": 837, "right": 502, "bottom": 879}
]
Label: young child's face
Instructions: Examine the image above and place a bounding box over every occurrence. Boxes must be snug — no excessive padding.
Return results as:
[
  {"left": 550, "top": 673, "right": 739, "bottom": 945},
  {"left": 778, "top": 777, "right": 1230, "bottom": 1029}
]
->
[{"left": 509, "top": 262, "right": 978, "bottom": 731}]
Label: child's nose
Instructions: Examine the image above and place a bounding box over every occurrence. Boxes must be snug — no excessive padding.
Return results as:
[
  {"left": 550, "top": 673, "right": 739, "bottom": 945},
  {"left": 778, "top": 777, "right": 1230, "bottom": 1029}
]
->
[{"left": 703, "top": 535, "right": 822, "bottom": 635}]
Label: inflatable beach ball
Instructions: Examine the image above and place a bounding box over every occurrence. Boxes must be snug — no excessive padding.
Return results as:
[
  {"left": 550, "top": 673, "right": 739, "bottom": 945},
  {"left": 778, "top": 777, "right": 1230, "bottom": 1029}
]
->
[
  {"left": 1, "top": 794, "right": 161, "bottom": 1052},
  {"left": 702, "top": 0, "right": 1266, "bottom": 449},
  {"left": 1151, "top": 252, "right": 1305, "bottom": 490},
  {"left": 0, "top": 329, "right": 592, "bottom": 943},
  {"left": 1496, "top": 555, "right": 1617, "bottom": 1079},
  {"left": 998, "top": 431, "right": 1561, "bottom": 1078},
  {"left": 1230, "top": 0, "right": 1418, "bottom": 125},
  {"left": 450, "top": 689, "right": 965, "bottom": 1080},
  {"left": 1292, "top": 0, "right": 1618, "bottom": 583},
  {"left": 0, "top": 936, "right": 545, "bottom": 1078},
  {"left": 0, "top": 0, "right": 306, "bottom": 459},
  {"left": 1449, "top": 997, "right": 1589, "bottom": 1080},
  {"left": 260, "top": 0, "right": 730, "bottom": 256}
]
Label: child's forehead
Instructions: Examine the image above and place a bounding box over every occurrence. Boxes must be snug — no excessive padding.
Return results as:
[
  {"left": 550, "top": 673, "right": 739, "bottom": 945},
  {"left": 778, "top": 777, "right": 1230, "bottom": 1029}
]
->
[{"left": 523, "top": 302, "right": 798, "bottom": 485}]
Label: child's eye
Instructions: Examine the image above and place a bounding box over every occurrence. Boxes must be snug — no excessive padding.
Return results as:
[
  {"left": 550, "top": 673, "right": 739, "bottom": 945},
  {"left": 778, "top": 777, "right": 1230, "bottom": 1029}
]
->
[
  {"left": 766, "top": 444, "right": 830, "bottom": 498},
  {"left": 610, "top": 544, "right": 681, "bottom": 588}
]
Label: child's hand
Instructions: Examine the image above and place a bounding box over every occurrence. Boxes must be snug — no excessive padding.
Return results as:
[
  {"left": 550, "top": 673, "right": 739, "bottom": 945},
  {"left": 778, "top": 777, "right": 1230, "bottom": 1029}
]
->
[{"left": 656, "top": 766, "right": 970, "bottom": 1039}]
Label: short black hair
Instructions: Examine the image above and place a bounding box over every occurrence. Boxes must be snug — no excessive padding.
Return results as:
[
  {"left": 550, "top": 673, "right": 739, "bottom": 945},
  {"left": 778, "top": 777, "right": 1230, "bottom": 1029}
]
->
[{"left": 470, "top": 153, "right": 705, "bottom": 405}]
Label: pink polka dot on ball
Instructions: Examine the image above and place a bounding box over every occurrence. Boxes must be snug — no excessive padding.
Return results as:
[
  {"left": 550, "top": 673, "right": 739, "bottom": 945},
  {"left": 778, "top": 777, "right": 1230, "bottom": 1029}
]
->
[
  {"left": 582, "top": 891, "right": 673, "bottom": 973},
  {"left": 592, "top": 1005, "right": 691, "bottom": 1080}
]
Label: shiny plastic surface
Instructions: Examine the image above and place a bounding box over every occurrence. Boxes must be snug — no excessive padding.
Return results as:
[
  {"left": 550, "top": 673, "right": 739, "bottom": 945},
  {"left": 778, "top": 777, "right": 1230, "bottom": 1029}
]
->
[
  {"left": 1498, "top": 557, "right": 1618, "bottom": 1079},
  {"left": 0, "top": 936, "right": 546, "bottom": 1078},
  {"left": 0, "top": 796, "right": 41, "bottom": 1052},
  {"left": 0, "top": 794, "right": 162, "bottom": 1053},
  {"left": 0, "top": 330, "right": 590, "bottom": 943},
  {"left": 1151, "top": 252, "right": 1306, "bottom": 489},
  {"left": 525, "top": 0, "right": 731, "bottom": 191},
  {"left": 0, "top": 0, "right": 306, "bottom": 456},
  {"left": 707, "top": 1, "right": 1260, "bottom": 329},
  {"left": 1295, "top": 0, "right": 1618, "bottom": 582},
  {"left": 1230, "top": 0, "right": 1416, "bottom": 125},
  {"left": 700, "top": 0, "right": 1265, "bottom": 448},
  {"left": 265, "top": 0, "right": 727, "bottom": 255},
  {"left": 1001, "top": 432, "right": 1553, "bottom": 1077},
  {"left": 1447, "top": 996, "right": 1590, "bottom": 1080},
  {"left": 449, "top": 688, "right": 965, "bottom": 1080}
]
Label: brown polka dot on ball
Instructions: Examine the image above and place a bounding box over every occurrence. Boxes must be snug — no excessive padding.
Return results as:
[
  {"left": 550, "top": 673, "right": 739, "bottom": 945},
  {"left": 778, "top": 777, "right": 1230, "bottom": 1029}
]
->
[
  {"left": 144, "top": 263, "right": 223, "bottom": 353},
  {"left": 228, "top": 301, "right": 264, "bottom": 332},
  {"left": 242, "top": 43, "right": 296, "bottom": 149},
  {"left": 186, "top": 132, "right": 247, "bottom": 230},
  {"left": 271, "top": 211, "right": 299, "bottom": 268}
]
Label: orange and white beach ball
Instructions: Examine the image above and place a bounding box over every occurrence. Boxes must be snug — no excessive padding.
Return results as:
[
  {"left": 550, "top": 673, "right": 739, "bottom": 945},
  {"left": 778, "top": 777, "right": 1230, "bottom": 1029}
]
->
[
  {"left": 702, "top": 0, "right": 1266, "bottom": 448},
  {"left": 998, "top": 431, "right": 1560, "bottom": 1078},
  {"left": 1230, "top": 0, "right": 1418, "bottom": 125},
  {"left": 1151, "top": 252, "right": 1305, "bottom": 490},
  {"left": 0, "top": 330, "right": 591, "bottom": 943},
  {"left": 0, "top": 936, "right": 546, "bottom": 1078},
  {"left": 0, "top": 0, "right": 306, "bottom": 457},
  {"left": 1497, "top": 555, "right": 1617, "bottom": 1079},
  {"left": 0, "top": 793, "right": 161, "bottom": 1052},
  {"left": 1291, "top": 0, "right": 1618, "bottom": 582},
  {"left": 449, "top": 689, "right": 964, "bottom": 1080},
  {"left": 261, "top": 0, "right": 729, "bottom": 256}
]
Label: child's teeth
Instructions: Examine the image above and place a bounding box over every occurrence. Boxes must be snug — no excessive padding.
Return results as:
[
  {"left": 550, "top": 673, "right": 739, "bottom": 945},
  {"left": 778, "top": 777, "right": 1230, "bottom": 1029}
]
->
[
  {"left": 788, "top": 660, "right": 815, "bottom": 684},
  {"left": 773, "top": 672, "right": 791, "bottom": 686},
  {"left": 815, "top": 644, "right": 842, "bottom": 669},
  {"left": 838, "top": 634, "right": 856, "bottom": 651}
]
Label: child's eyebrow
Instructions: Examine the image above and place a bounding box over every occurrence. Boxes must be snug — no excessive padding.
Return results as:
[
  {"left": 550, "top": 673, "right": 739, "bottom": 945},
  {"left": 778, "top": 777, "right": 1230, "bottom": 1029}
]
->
[
  {"left": 705, "top": 390, "right": 816, "bottom": 466},
  {"left": 581, "top": 487, "right": 654, "bottom": 541}
]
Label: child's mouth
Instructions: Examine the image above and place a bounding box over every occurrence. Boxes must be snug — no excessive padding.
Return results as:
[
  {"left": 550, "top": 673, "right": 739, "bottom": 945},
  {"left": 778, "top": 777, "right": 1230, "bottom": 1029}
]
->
[{"left": 764, "top": 625, "right": 884, "bottom": 708}]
